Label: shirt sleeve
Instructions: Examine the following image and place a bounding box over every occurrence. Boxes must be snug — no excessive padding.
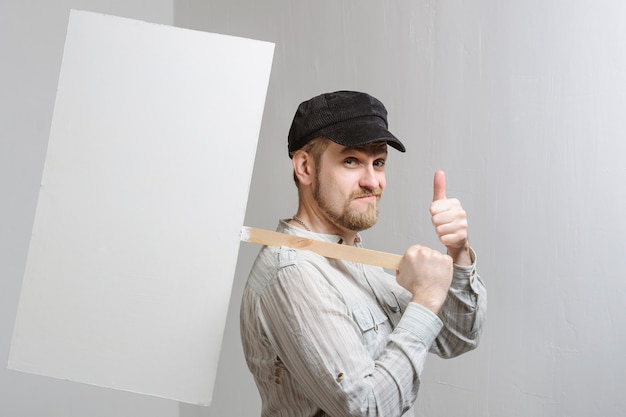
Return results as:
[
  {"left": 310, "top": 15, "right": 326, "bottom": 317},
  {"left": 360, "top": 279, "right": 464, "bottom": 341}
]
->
[
  {"left": 257, "top": 260, "right": 443, "bottom": 417},
  {"left": 430, "top": 247, "right": 487, "bottom": 358}
]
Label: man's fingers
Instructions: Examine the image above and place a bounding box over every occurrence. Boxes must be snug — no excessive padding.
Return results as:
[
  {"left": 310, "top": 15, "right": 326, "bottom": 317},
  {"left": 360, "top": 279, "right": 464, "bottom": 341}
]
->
[{"left": 433, "top": 170, "right": 446, "bottom": 201}]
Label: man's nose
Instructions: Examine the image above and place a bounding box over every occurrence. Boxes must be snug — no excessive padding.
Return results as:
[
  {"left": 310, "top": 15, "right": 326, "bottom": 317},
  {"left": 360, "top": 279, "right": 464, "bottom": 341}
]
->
[{"left": 359, "top": 164, "right": 380, "bottom": 189}]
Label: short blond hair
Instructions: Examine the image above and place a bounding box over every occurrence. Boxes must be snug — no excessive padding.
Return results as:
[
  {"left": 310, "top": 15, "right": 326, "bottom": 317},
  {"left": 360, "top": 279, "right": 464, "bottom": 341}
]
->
[{"left": 292, "top": 137, "right": 331, "bottom": 187}]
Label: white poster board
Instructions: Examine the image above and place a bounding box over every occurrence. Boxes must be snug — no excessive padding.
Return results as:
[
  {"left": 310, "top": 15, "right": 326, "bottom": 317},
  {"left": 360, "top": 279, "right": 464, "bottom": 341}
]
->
[{"left": 8, "top": 10, "right": 274, "bottom": 406}]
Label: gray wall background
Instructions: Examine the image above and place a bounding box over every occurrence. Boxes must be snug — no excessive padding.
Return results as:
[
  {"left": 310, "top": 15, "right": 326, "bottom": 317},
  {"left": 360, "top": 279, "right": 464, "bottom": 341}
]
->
[{"left": 2, "top": 0, "right": 626, "bottom": 416}]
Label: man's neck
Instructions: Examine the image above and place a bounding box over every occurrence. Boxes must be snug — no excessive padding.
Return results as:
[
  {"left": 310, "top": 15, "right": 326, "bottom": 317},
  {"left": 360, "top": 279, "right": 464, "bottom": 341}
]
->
[{"left": 290, "top": 210, "right": 359, "bottom": 246}]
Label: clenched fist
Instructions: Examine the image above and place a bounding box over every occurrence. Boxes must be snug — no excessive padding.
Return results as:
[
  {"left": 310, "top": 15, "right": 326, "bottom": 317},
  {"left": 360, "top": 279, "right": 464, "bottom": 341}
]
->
[{"left": 396, "top": 245, "right": 453, "bottom": 314}]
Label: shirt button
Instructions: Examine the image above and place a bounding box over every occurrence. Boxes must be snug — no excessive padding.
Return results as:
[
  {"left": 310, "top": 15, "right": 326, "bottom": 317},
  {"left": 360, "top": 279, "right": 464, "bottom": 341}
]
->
[{"left": 337, "top": 372, "right": 345, "bottom": 382}]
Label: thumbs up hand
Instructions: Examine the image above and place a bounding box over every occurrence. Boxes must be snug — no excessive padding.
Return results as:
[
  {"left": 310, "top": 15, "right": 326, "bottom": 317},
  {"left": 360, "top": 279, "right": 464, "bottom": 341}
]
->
[{"left": 430, "top": 170, "right": 472, "bottom": 265}]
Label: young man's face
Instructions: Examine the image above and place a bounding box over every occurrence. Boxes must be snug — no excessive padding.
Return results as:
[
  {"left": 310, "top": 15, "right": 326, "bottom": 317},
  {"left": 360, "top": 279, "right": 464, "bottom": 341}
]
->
[{"left": 312, "top": 141, "right": 388, "bottom": 232}]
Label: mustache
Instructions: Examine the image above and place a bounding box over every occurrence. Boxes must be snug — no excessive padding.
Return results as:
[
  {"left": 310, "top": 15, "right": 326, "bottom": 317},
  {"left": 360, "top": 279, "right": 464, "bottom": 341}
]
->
[{"left": 351, "top": 189, "right": 382, "bottom": 199}]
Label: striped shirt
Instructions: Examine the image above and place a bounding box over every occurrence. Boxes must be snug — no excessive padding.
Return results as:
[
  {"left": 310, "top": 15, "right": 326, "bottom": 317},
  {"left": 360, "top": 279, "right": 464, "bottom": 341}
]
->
[{"left": 240, "top": 220, "right": 486, "bottom": 417}]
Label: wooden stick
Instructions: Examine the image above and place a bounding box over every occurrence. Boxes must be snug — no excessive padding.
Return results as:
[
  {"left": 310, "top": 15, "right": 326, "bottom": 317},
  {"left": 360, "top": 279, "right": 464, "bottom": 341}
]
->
[{"left": 240, "top": 226, "right": 402, "bottom": 270}]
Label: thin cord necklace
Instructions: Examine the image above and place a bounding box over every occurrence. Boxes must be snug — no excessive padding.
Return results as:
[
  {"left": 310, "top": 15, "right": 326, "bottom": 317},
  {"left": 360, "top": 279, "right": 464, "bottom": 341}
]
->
[{"left": 292, "top": 215, "right": 311, "bottom": 231}]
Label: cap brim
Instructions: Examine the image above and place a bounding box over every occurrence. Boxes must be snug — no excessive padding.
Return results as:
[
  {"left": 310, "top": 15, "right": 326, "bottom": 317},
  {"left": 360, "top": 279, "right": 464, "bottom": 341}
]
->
[{"left": 318, "top": 117, "right": 406, "bottom": 152}]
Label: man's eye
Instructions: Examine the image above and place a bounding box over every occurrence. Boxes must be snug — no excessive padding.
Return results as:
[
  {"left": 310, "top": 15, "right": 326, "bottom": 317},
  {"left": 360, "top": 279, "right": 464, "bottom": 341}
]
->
[
  {"left": 374, "top": 159, "right": 386, "bottom": 168},
  {"left": 344, "top": 158, "right": 357, "bottom": 166}
]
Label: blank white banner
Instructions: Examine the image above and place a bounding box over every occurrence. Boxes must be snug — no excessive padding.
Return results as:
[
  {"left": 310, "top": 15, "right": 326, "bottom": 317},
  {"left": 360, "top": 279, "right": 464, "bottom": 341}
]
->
[{"left": 8, "top": 10, "right": 274, "bottom": 406}]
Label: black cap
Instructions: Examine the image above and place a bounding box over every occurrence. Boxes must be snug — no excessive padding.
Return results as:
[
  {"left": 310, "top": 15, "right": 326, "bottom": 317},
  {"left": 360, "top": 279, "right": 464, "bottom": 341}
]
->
[{"left": 287, "top": 90, "right": 406, "bottom": 157}]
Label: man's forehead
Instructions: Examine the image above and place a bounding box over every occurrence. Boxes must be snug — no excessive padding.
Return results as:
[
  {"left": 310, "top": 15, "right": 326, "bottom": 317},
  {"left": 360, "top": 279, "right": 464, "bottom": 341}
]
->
[{"left": 337, "top": 141, "right": 389, "bottom": 154}]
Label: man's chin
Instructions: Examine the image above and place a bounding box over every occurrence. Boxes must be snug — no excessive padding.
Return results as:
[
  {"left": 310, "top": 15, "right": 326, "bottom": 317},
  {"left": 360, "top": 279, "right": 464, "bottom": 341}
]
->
[
  {"left": 350, "top": 222, "right": 376, "bottom": 232},
  {"left": 344, "top": 211, "right": 379, "bottom": 231}
]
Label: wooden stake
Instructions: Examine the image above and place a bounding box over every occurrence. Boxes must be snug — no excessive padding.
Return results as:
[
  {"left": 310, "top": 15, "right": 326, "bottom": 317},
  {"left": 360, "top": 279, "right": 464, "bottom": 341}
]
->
[{"left": 240, "top": 226, "right": 402, "bottom": 270}]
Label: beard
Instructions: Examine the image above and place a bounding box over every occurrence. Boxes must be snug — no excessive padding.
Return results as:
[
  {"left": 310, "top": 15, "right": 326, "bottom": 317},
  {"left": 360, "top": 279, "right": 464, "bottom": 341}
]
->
[{"left": 313, "top": 180, "right": 381, "bottom": 232}]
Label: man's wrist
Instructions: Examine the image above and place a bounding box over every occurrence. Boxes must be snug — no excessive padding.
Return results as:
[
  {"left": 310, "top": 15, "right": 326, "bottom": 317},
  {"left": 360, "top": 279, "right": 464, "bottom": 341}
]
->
[{"left": 447, "top": 243, "right": 472, "bottom": 266}]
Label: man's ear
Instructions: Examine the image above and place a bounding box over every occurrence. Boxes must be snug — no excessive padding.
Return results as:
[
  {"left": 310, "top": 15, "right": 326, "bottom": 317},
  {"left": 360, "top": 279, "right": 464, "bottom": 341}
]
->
[{"left": 292, "top": 150, "right": 314, "bottom": 186}]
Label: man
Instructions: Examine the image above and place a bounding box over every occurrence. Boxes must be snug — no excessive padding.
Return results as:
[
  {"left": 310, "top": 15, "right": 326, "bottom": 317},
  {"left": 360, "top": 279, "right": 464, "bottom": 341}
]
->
[{"left": 240, "top": 91, "right": 486, "bottom": 417}]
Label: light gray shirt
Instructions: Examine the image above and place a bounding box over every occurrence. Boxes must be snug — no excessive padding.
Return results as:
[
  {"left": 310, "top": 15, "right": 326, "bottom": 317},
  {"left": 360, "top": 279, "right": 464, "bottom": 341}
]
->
[{"left": 240, "top": 220, "right": 486, "bottom": 417}]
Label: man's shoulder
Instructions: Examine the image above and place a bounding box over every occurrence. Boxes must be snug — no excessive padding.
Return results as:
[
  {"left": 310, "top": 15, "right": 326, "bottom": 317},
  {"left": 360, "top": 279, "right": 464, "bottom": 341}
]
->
[
  {"left": 246, "top": 244, "right": 335, "bottom": 294},
  {"left": 251, "top": 243, "right": 330, "bottom": 274}
]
